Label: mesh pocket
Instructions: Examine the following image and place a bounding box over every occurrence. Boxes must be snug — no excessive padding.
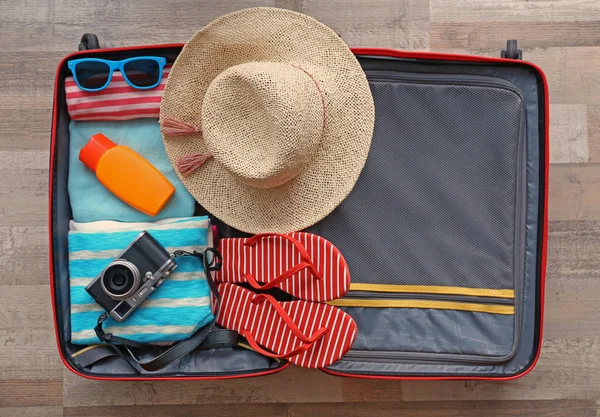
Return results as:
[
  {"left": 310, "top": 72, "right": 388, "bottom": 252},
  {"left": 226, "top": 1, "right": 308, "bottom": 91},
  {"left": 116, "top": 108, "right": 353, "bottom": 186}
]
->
[{"left": 309, "top": 77, "right": 524, "bottom": 290}]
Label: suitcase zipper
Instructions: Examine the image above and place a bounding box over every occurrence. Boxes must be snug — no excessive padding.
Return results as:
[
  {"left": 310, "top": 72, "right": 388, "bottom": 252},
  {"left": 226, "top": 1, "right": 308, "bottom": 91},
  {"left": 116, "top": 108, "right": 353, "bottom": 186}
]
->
[
  {"left": 341, "top": 349, "right": 505, "bottom": 363},
  {"left": 332, "top": 290, "right": 516, "bottom": 364},
  {"left": 343, "top": 290, "right": 514, "bottom": 305},
  {"left": 365, "top": 70, "right": 523, "bottom": 97}
]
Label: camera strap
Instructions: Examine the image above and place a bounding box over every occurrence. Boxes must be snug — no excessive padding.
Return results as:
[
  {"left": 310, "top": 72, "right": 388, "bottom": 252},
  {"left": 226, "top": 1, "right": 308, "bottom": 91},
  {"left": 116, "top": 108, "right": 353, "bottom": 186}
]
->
[{"left": 93, "top": 247, "right": 239, "bottom": 372}]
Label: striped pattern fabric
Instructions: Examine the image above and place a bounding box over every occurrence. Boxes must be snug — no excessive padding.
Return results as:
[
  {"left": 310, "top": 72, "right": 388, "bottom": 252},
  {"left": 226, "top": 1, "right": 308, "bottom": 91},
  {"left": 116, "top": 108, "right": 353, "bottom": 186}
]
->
[
  {"left": 69, "top": 216, "right": 214, "bottom": 345},
  {"left": 217, "top": 283, "right": 357, "bottom": 368},
  {"left": 65, "top": 66, "right": 170, "bottom": 121},
  {"left": 216, "top": 232, "right": 351, "bottom": 302}
]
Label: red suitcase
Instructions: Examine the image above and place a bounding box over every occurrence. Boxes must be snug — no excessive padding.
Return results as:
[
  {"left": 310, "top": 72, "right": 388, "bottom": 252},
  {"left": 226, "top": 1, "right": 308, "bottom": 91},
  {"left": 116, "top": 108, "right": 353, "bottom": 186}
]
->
[{"left": 50, "top": 36, "right": 548, "bottom": 380}]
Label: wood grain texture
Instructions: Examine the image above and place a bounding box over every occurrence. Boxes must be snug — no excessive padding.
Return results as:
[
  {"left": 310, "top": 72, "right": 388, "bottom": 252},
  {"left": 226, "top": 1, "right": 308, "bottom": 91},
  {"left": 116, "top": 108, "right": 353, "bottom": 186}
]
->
[
  {"left": 62, "top": 400, "right": 599, "bottom": 417},
  {"left": 297, "top": 0, "right": 430, "bottom": 49},
  {"left": 430, "top": 0, "right": 600, "bottom": 24},
  {"left": 431, "top": 21, "right": 600, "bottom": 51},
  {"left": 0, "top": 379, "right": 63, "bottom": 407},
  {"left": 64, "top": 403, "right": 288, "bottom": 417},
  {"left": 526, "top": 47, "right": 600, "bottom": 106},
  {"left": 549, "top": 165, "right": 600, "bottom": 221},
  {"left": 550, "top": 104, "right": 589, "bottom": 164},
  {"left": 1, "top": 0, "right": 599, "bottom": 414},
  {"left": 63, "top": 366, "right": 343, "bottom": 407},
  {"left": 0, "top": 407, "right": 64, "bottom": 417},
  {"left": 544, "top": 221, "right": 600, "bottom": 337},
  {"left": 288, "top": 400, "right": 598, "bottom": 417},
  {"left": 0, "top": 152, "right": 48, "bottom": 227},
  {"left": 588, "top": 105, "right": 600, "bottom": 163}
]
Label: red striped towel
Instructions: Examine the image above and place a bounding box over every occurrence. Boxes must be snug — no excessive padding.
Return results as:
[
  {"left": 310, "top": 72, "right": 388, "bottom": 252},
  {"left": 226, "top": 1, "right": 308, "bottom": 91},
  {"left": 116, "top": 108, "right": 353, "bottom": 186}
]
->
[{"left": 65, "top": 66, "right": 171, "bottom": 121}]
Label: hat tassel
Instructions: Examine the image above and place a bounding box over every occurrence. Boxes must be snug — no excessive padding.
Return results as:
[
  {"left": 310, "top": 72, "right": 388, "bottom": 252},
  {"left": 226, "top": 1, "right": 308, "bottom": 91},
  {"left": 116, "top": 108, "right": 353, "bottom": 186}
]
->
[
  {"left": 177, "top": 153, "right": 213, "bottom": 176},
  {"left": 160, "top": 117, "right": 201, "bottom": 135}
]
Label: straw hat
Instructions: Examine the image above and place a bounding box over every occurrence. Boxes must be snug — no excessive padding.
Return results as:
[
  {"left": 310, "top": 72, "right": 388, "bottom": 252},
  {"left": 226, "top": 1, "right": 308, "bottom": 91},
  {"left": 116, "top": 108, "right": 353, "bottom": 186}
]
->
[{"left": 160, "top": 7, "right": 375, "bottom": 234}]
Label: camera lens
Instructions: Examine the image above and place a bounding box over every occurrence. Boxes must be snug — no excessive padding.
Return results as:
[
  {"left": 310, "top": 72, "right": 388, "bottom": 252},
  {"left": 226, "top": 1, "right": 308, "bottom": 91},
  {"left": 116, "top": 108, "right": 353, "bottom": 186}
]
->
[
  {"left": 101, "top": 260, "right": 140, "bottom": 300},
  {"left": 113, "top": 273, "right": 126, "bottom": 287}
]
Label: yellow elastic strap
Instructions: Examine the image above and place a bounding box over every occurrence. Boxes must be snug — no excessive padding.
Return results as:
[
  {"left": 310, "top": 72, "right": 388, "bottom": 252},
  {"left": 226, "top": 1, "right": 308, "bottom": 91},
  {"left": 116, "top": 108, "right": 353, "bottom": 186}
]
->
[
  {"left": 349, "top": 283, "right": 515, "bottom": 299},
  {"left": 327, "top": 298, "right": 514, "bottom": 315},
  {"left": 237, "top": 342, "right": 281, "bottom": 363},
  {"left": 71, "top": 344, "right": 104, "bottom": 358}
]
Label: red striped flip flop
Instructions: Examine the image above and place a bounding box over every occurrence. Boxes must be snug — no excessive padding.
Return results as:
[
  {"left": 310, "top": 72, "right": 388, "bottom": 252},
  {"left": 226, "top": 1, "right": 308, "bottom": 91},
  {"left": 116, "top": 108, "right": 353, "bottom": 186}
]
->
[
  {"left": 216, "top": 283, "right": 357, "bottom": 368},
  {"left": 215, "top": 232, "right": 350, "bottom": 302}
]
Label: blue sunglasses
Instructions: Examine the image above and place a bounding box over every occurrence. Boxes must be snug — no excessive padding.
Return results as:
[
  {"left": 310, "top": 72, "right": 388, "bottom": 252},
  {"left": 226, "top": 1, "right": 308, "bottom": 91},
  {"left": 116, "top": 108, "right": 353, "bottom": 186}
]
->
[{"left": 67, "top": 56, "right": 167, "bottom": 92}]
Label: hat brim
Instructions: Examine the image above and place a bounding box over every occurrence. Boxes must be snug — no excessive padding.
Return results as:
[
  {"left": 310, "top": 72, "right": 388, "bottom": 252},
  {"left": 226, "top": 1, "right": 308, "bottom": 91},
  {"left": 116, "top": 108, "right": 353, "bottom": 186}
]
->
[{"left": 160, "top": 7, "right": 375, "bottom": 234}]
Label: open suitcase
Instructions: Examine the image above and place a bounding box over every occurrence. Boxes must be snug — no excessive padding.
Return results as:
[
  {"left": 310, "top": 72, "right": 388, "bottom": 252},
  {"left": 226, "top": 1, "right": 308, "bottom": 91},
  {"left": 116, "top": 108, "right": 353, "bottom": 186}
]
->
[{"left": 49, "top": 35, "right": 549, "bottom": 380}]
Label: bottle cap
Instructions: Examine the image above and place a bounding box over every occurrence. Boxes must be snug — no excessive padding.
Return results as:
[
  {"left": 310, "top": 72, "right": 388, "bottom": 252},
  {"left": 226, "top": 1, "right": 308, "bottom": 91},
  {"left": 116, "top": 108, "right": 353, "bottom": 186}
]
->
[{"left": 79, "top": 133, "right": 117, "bottom": 172}]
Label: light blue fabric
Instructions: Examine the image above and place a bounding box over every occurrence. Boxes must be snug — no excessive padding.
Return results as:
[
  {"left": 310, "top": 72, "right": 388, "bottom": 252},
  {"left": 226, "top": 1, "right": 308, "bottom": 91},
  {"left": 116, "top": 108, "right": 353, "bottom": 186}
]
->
[
  {"left": 68, "top": 119, "right": 195, "bottom": 222},
  {"left": 69, "top": 216, "right": 214, "bottom": 345}
]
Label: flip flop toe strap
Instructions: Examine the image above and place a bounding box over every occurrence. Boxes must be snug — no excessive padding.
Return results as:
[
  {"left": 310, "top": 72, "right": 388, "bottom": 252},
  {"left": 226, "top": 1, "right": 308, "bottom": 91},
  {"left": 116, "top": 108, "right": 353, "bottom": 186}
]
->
[
  {"left": 243, "top": 233, "right": 323, "bottom": 290},
  {"left": 241, "top": 293, "right": 328, "bottom": 359}
]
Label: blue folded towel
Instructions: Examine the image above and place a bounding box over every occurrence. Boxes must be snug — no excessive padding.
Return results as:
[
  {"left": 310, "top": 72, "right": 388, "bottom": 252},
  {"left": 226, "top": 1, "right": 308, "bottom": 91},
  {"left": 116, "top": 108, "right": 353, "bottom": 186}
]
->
[
  {"left": 68, "top": 119, "right": 195, "bottom": 223},
  {"left": 69, "top": 216, "right": 214, "bottom": 345}
]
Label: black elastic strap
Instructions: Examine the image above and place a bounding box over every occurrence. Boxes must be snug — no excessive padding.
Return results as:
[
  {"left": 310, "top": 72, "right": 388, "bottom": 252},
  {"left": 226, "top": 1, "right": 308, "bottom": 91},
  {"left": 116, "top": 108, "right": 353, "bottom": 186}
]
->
[
  {"left": 93, "top": 247, "right": 236, "bottom": 372},
  {"left": 194, "top": 328, "right": 239, "bottom": 350},
  {"left": 73, "top": 329, "right": 238, "bottom": 370}
]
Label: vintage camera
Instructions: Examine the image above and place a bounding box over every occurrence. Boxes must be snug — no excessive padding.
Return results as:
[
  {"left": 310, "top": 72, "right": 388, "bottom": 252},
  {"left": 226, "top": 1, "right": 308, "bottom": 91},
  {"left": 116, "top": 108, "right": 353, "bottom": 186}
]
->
[{"left": 85, "top": 231, "right": 177, "bottom": 322}]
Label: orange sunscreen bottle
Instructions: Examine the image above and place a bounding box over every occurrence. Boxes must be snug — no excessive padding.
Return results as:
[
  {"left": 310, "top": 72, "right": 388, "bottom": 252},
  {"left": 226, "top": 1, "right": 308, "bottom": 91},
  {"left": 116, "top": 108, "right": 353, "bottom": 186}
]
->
[{"left": 79, "top": 133, "right": 175, "bottom": 216}]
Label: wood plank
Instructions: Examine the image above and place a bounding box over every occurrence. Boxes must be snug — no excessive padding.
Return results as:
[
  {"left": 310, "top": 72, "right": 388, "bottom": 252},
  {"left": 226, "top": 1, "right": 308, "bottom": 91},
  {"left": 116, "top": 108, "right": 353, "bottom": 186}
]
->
[
  {"left": 341, "top": 377, "right": 403, "bottom": 402},
  {"left": 289, "top": 400, "right": 597, "bottom": 416},
  {"left": 0, "top": 407, "right": 63, "bottom": 417},
  {"left": 526, "top": 47, "right": 600, "bottom": 106},
  {"left": 64, "top": 403, "right": 287, "bottom": 417},
  {"left": 62, "top": 400, "right": 600, "bottom": 417},
  {"left": 549, "top": 165, "right": 600, "bottom": 221},
  {"left": 588, "top": 105, "right": 600, "bottom": 163},
  {"left": 63, "top": 366, "right": 343, "bottom": 406},
  {"left": 547, "top": 221, "right": 600, "bottom": 284},
  {"left": 550, "top": 104, "right": 589, "bottom": 164},
  {"left": 0, "top": 284, "right": 63, "bottom": 379},
  {"left": 3, "top": 0, "right": 430, "bottom": 51},
  {"left": 0, "top": 1, "right": 285, "bottom": 53},
  {"left": 0, "top": 53, "right": 55, "bottom": 152},
  {"left": 0, "top": 53, "right": 57, "bottom": 98},
  {"left": 0, "top": 110, "right": 53, "bottom": 152},
  {"left": 0, "top": 379, "right": 63, "bottom": 407},
  {"left": 0, "top": 0, "right": 430, "bottom": 52},
  {"left": 0, "top": 151, "right": 48, "bottom": 227},
  {"left": 431, "top": 21, "right": 600, "bottom": 51},
  {"left": 0, "top": 328, "right": 63, "bottom": 380},
  {"left": 0, "top": 227, "right": 51, "bottom": 284},
  {"left": 430, "top": 0, "right": 600, "bottom": 24},
  {"left": 0, "top": 286, "right": 57, "bottom": 330},
  {"left": 298, "top": 0, "right": 430, "bottom": 49},
  {"left": 544, "top": 220, "right": 600, "bottom": 337}
]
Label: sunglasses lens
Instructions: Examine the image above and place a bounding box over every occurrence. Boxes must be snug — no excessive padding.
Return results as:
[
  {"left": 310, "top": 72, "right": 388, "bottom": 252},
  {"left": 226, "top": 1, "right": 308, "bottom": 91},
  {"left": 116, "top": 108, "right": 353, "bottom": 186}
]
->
[
  {"left": 123, "top": 59, "right": 161, "bottom": 88},
  {"left": 74, "top": 61, "right": 111, "bottom": 90}
]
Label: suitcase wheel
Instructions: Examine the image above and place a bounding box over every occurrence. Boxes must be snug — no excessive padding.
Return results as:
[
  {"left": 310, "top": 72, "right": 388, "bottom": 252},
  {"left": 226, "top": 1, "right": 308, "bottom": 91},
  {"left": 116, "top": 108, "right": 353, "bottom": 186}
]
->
[{"left": 78, "top": 33, "right": 100, "bottom": 51}]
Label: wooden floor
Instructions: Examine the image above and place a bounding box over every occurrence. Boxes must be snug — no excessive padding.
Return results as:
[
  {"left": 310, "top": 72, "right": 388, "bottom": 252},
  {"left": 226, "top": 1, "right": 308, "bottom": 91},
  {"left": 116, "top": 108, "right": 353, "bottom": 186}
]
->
[{"left": 1, "top": 0, "right": 599, "bottom": 415}]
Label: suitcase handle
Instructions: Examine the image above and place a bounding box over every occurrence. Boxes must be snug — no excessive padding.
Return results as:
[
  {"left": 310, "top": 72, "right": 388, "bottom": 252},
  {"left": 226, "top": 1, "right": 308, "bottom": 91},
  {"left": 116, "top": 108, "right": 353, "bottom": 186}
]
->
[
  {"left": 501, "top": 39, "right": 522, "bottom": 60},
  {"left": 78, "top": 33, "right": 100, "bottom": 51}
]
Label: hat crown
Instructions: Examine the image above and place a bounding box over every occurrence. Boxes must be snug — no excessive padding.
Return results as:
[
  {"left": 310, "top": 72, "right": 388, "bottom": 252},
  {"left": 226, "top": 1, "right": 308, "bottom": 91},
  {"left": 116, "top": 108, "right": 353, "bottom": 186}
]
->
[{"left": 202, "top": 62, "right": 325, "bottom": 189}]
